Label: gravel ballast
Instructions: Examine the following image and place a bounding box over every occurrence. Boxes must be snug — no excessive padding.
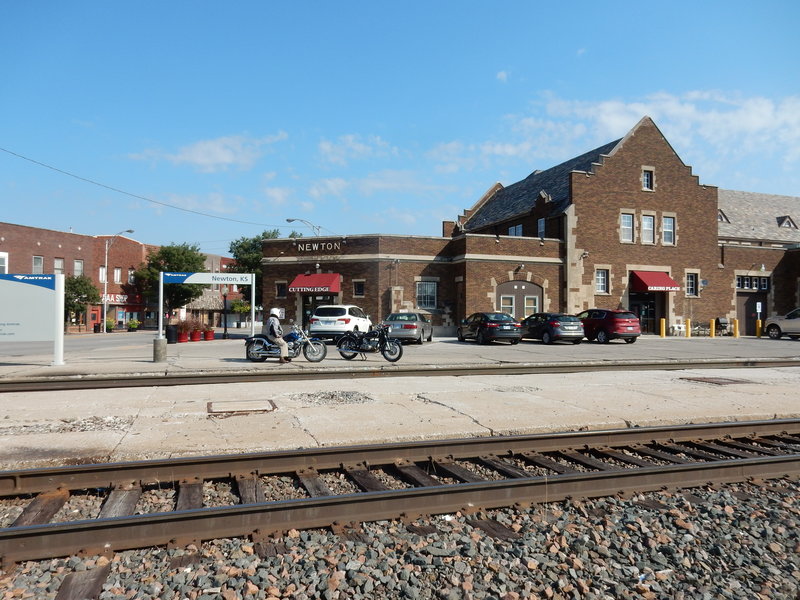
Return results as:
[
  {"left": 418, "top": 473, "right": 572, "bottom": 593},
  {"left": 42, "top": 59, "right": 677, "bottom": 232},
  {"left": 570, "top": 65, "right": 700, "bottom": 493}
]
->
[{"left": 1, "top": 479, "right": 797, "bottom": 599}]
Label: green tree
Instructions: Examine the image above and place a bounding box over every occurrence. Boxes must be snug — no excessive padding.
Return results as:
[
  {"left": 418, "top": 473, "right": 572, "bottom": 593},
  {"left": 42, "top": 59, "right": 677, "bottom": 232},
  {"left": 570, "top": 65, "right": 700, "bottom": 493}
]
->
[
  {"left": 64, "top": 275, "right": 101, "bottom": 330},
  {"left": 134, "top": 243, "right": 207, "bottom": 314},
  {"left": 228, "top": 229, "right": 301, "bottom": 304}
]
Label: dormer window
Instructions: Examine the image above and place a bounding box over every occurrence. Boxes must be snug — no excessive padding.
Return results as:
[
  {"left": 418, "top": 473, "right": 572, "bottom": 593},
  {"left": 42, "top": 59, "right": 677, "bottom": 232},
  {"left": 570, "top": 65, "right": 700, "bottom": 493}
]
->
[
  {"left": 777, "top": 215, "right": 798, "bottom": 229},
  {"left": 718, "top": 209, "right": 730, "bottom": 223},
  {"left": 508, "top": 224, "right": 522, "bottom": 236}
]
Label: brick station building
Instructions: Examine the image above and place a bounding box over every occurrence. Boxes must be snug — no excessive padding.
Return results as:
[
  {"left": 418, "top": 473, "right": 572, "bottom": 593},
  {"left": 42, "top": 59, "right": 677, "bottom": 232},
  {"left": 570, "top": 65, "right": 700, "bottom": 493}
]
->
[{"left": 261, "top": 117, "right": 800, "bottom": 336}]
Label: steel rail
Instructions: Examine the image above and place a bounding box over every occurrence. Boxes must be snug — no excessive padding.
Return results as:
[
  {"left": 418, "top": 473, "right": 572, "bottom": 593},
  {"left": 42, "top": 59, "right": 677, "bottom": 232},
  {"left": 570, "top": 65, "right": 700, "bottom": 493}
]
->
[
  {"left": 1, "top": 419, "right": 797, "bottom": 496},
  {"left": 1, "top": 454, "right": 797, "bottom": 565},
  {"left": 2, "top": 357, "right": 800, "bottom": 393}
]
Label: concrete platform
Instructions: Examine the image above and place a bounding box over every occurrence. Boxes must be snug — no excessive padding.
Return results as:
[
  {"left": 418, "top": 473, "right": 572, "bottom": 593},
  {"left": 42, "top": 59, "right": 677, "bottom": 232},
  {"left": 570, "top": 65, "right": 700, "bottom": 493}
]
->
[{"left": 0, "top": 333, "right": 799, "bottom": 469}]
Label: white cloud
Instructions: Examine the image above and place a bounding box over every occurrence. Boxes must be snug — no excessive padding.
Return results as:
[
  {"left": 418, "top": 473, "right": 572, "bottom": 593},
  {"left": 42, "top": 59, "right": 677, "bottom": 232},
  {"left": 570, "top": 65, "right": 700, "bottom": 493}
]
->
[
  {"left": 496, "top": 70, "right": 509, "bottom": 83},
  {"left": 263, "top": 186, "right": 293, "bottom": 207},
  {"left": 309, "top": 177, "right": 348, "bottom": 198},
  {"left": 318, "top": 134, "right": 398, "bottom": 166},
  {"left": 132, "top": 132, "right": 288, "bottom": 172},
  {"left": 161, "top": 192, "right": 239, "bottom": 215},
  {"left": 355, "top": 170, "right": 453, "bottom": 197}
]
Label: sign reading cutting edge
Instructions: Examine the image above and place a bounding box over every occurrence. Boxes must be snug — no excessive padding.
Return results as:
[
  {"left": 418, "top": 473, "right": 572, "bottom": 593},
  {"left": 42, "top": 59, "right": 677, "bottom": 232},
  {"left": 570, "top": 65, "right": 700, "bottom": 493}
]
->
[{"left": 162, "top": 272, "right": 254, "bottom": 285}]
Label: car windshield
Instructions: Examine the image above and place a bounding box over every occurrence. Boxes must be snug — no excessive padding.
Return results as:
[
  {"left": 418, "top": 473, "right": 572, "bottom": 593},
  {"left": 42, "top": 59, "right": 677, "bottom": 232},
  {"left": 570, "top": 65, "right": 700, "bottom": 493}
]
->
[
  {"left": 314, "top": 307, "right": 346, "bottom": 317},
  {"left": 487, "top": 313, "right": 516, "bottom": 322},
  {"left": 614, "top": 312, "right": 638, "bottom": 320}
]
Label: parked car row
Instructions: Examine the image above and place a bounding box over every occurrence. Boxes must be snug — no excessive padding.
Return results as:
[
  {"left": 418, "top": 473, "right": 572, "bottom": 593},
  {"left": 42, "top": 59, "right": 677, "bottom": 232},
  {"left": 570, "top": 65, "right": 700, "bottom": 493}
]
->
[
  {"left": 306, "top": 304, "right": 645, "bottom": 345},
  {"left": 456, "top": 309, "right": 642, "bottom": 344}
]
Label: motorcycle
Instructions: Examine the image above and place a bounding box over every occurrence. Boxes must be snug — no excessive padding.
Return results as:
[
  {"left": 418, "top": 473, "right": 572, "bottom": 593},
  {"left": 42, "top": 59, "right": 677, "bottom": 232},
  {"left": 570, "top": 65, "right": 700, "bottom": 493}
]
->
[
  {"left": 336, "top": 323, "right": 403, "bottom": 362},
  {"left": 245, "top": 324, "right": 327, "bottom": 363}
]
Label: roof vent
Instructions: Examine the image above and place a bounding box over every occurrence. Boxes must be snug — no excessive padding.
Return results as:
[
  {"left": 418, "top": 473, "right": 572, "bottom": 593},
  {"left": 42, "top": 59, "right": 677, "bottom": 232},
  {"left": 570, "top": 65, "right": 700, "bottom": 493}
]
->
[{"left": 777, "top": 215, "right": 798, "bottom": 229}]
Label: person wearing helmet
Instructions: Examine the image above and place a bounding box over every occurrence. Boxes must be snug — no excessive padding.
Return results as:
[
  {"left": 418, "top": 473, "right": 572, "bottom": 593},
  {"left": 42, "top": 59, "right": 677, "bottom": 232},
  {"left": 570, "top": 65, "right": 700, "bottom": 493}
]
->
[{"left": 265, "top": 307, "right": 290, "bottom": 363}]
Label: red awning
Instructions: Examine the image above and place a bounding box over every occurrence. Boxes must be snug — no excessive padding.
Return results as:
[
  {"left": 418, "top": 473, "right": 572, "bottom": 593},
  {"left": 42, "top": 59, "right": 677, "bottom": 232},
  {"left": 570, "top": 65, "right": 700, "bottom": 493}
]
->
[
  {"left": 288, "top": 273, "right": 341, "bottom": 293},
  {"left": 630, "top": 271, "right": 680, "bottom": 292}
]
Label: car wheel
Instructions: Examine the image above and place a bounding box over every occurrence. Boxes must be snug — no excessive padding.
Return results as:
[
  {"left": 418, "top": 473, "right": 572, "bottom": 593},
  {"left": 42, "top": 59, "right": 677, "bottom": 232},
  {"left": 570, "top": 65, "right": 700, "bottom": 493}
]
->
[
  {"left": 596, "top": 329, "right": 610, "bottom": 344},
  {"left": 542, "top": 331, "right": 552, "bottom": 345},
  {"left": 416, "top": 334, "right": 424, "bottom": 345},
  {"left": 426, "top": 331, "right": 433, "bottom": 342},
  {"left": 457, "top": 328, "right": 465, "bottom": 342},
  {"left": 766, "top": 325, "right": 782, "bottom": 340},
  {"left": 476, "top": 330, "right": 487, "bottom": 345},
  {"left": 624, "top": 337, "right": 637, "bottom": 344}
]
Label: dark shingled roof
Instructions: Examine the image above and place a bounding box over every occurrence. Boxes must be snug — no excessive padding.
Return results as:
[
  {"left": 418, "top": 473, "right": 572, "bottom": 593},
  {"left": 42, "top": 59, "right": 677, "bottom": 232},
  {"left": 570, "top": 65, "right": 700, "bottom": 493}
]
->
[{"left": 463, "top": 138, "right": 622, "bottom": 231}]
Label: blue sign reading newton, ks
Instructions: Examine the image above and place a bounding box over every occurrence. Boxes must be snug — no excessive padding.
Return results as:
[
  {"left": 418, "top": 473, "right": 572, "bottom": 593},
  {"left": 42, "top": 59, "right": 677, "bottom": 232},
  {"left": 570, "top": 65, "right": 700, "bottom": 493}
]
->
[{"left": 0, "top": 274, "right": 56, "bottom": 289}]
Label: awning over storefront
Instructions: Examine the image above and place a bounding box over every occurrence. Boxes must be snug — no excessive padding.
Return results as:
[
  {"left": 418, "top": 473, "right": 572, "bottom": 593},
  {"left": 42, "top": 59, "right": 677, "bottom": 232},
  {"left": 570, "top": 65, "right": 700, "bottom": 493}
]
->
[
  {"left": 630, "top": 270, "right": 681, "bottom": 292},
  {"left": 288, "top": 273, "right": 341, "bottom": 293}
]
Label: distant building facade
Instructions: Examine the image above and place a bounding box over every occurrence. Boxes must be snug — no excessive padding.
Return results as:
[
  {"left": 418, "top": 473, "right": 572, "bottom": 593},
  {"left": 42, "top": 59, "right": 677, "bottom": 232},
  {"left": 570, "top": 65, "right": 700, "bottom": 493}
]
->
[{"left": 260, "top": 117, "right": 800, "bottom": 336}]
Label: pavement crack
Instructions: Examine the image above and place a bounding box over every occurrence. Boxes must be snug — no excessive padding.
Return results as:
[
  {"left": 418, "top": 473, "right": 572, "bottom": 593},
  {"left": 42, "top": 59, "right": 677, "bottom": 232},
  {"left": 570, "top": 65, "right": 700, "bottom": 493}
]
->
[{"left": 415, "top": 393, "right": 495, "bottom": 435}]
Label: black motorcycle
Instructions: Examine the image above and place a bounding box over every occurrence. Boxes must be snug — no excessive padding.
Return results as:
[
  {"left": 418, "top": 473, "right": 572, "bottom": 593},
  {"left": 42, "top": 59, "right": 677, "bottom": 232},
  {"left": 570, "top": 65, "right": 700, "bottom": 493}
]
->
[
  {"left": 336, "top": 323, "right": 403, "bottom": 362},
  {"left": 245, "top": 324, "right": 327, "bottom": 363}
]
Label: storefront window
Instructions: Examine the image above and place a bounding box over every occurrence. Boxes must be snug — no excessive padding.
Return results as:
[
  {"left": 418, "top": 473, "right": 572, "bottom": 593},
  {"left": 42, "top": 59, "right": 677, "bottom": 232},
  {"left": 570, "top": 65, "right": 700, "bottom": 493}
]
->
[{"left": 416, "top": 281, "right": 437, "bottom": 309}]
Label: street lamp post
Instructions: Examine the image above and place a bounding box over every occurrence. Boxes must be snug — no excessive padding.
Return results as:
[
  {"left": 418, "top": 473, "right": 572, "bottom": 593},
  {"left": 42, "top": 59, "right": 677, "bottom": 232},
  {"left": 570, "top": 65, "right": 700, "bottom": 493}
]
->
[
  {"left": 103, "top": 229, "right": 134, "bottom": 334},
  {"left": 222, "top": 285, "right": 229, "bottom": 339},
  {"left": 286, "top": 218, "right": 321, "bottom": 236}
]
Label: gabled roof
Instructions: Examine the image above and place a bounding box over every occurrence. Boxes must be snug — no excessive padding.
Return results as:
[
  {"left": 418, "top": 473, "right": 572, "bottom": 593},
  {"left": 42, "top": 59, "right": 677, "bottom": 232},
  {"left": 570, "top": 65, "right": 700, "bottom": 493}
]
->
[
  {"left": 718, "top": 189, "right": 800, "bottom": 244},
  {"left": 462, "top": 138, "right": 621, "bottom": 231}
]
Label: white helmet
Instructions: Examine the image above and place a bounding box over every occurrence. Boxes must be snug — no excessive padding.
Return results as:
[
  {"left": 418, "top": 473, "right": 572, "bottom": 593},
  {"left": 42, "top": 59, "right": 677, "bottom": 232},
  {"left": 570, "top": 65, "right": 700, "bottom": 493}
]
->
[{"left": 269, "top": 308, "right": 281, "bottom": 317}]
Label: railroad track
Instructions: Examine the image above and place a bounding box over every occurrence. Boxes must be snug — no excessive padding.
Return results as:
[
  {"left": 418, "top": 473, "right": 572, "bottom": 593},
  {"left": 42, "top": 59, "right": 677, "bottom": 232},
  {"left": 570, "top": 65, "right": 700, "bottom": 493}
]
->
[
  {"left": 0, "top": 419, "right": 798, "bottom": 572},
  {"left": 2, "top": 356, "right": 800, "bottom": 392}
]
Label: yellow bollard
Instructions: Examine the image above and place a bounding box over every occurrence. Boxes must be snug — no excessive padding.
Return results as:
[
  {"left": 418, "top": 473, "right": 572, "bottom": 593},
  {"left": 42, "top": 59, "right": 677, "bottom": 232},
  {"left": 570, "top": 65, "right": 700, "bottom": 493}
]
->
[
  {"left": 756, "top": 319, "right": 762, "bottom": 338},
  {"left": 686, "top": 318, "right": 691, "bottom": 338},
  {"left": 659, "top": 318, "right": 666, "bottom": 338},
  {"left": 710, "top": 319, "right": 715, "bottom": 338},
  {"left": 733, "top": 319, "right": 740, "bottom": 338}
]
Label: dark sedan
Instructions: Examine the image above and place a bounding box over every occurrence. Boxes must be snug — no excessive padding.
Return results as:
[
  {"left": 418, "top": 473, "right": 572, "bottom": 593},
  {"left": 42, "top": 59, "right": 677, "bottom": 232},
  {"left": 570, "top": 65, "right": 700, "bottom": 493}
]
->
[
  {"left": 521, "top": 312, "right": 584, "bottom": 344},
  {"left": 457, "top": 312, "right": 522, "bottom": 344}
]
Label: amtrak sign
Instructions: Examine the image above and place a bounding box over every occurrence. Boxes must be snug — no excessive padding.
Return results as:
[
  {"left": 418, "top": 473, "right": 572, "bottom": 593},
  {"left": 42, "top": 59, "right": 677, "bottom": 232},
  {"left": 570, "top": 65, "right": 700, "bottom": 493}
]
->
[
  {"left": 0, "top": 274, "right": 65, "bottom": 364},
  {"left": 162, "top": 272, "right": 253, "bottom": 285}
]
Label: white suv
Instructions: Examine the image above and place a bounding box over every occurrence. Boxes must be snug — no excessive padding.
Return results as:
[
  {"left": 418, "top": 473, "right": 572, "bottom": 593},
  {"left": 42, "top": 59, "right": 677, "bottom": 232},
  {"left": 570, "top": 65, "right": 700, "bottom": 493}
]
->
[
  {"left": 309, "top": 305, "right": 372, "bottom": 340},
  {"left": 764, "top": 307, "right": 800, "bottom": 340}
]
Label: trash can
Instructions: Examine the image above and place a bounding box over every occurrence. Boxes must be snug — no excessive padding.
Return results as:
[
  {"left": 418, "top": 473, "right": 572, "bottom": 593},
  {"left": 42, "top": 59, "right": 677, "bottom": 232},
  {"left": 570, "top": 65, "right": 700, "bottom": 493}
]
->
[
  {"left": 166, "top": 324, "right": 178, "bottom": 344},
  {"left": 93, "top": 323, "right": 101, "bottom": 333},
  {"left": 715, "top": 317, "right": 729, "bottom": 335}
]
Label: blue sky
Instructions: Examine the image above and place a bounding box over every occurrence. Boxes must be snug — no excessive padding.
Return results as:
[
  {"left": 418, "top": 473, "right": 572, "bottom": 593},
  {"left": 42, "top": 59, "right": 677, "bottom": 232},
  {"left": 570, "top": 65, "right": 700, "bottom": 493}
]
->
[{"left": 2, "top": 1, "right": 799, "bottom": 256}]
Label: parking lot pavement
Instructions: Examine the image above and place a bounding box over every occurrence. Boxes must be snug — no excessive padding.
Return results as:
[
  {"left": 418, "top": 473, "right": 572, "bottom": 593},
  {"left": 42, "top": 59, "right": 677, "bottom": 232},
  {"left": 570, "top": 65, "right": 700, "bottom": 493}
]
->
[{"left": 2, "top": 332, "right": 800, "bottom": 380}]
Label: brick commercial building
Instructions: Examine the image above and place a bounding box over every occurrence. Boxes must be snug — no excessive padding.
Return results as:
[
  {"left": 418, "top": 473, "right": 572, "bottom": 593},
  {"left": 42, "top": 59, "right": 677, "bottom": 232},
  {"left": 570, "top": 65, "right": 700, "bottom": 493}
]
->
[{"left": 261, "top": 117, "right": 800, "bottom": 336}]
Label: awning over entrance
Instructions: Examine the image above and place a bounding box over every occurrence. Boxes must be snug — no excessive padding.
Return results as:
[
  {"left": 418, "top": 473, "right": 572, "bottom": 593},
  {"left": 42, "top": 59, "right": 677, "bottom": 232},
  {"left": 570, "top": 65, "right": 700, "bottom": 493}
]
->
[
  {"left": 288, "top": 273, "right": 341, "bottom": 293},
  {"left": 630, "top": 271, "right": 680, "bottom": 292}
]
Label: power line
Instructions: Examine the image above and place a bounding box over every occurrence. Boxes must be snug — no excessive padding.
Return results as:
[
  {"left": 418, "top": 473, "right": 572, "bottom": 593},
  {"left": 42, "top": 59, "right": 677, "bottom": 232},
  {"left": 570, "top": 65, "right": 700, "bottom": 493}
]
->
[{"left": 0, "top": 146, "right": 287, "bottom": 229}]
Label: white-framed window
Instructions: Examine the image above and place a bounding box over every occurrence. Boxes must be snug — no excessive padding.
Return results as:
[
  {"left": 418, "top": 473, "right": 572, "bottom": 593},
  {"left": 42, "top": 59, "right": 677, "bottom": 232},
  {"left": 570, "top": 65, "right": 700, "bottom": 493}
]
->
[
  {"left": 99, "top": 266, "right": 107, "bottom": 283},
  {"left": 32, "top": 255, "right": 43, "bottom": 274},
  {"left": 114, "top": 267, "right": 122, "bottom": 284},
  {"left": 0, "top": 251, "right": 8, "bottom": 274},
  {"left": 686, "top": 273, "right": 698, "bottom": 296},
  {"left": 353, "top": 280, "right": 365, "bottom": 297},
  {"left": 524, "top": 296, "right": 538, "bottom": 316},
  {"left": 595, "top": 269, "right": 609, "bottom": 293},
  {"left": 642, "top": 215, "right": 655, "bottom": 244},
  {"left": 620, "top": 213, "right": 634, "bottom": 242},
  {"left": 508, "top": 224, "right": 522, "bottom": 236},
  {"left": 537, "top": 218, "right": 545, "bottom": 238},
  {"left": 642, "top": 169, "right": 654, "bottom": 190},
  {"left": 760, "top": 277, "right": 770, "bottom": 290},
  {"left": 416, "top": 281, "right": 437, "bottom": 309},
  {"left": 53, "top": 257, "right": 65, "bottom": 274},
  {"left": 663, "top": 216, "right": 675, "bottom": 245},
  {"left": 500, "top": 295, "right": 514, "bottom": 314},
  {"left": 128, "top": 268, "right": 135, "bottom": 284},
  {"left": 73, "top": 259, "right": 84, "bottom": 277}
]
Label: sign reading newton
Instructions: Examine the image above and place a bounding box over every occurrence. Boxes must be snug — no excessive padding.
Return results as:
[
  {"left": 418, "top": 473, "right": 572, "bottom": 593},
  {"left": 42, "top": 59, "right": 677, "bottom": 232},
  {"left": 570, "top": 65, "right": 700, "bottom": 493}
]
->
[{"left": 296, "top": 241, "right": 341, "bottom": 253}]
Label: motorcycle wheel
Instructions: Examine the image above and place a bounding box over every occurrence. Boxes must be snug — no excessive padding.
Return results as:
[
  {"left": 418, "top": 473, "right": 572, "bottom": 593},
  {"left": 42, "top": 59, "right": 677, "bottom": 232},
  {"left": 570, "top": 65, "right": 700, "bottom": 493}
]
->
[
  {"left": 381, "top": 340, "right": 403, "bottom": 362},
  {"left": 245, "top": 340, "right": 269, "bottom": 362},
  {"left": 337, "top": 336, "right": 359, "bottom": 360},
  {"left": 303, "top": 341, "right": 328, "bottom": 362}
]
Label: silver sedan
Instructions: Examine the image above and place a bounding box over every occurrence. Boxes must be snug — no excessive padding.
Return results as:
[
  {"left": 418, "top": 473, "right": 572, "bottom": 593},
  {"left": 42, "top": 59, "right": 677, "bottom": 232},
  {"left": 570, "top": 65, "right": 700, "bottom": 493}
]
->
[{"left": 381, "top": 312, "right": 433, "bottom": 344}]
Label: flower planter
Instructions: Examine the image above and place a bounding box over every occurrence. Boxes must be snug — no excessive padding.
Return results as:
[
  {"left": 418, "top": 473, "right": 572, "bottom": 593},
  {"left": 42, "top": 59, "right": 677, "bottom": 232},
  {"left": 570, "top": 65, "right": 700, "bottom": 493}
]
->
[
  {"left": 177, "top": 332, "right": 189, "bottom": 343},
  {"left": 190, "top": 330, "right": 202, "bottom": 342},
  {"left": 204, "top": 330, "right": 215, "bottom": 341}
]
